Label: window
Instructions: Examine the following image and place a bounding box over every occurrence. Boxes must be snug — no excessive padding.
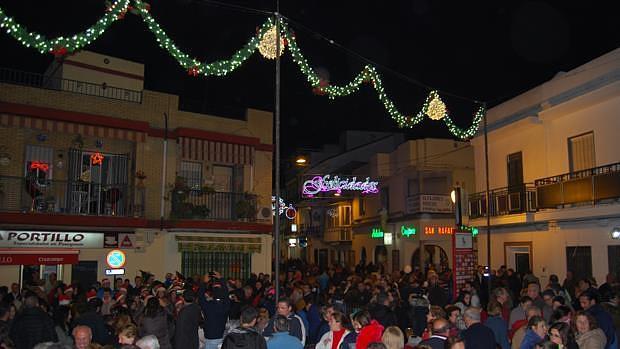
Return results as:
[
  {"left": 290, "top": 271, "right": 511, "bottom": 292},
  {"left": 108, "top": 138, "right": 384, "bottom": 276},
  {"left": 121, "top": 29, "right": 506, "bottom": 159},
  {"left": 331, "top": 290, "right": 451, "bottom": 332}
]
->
[
  {"left": 180, "top": 161, "right": 202, "bottom": 190},
  {"left": 568, "top": 132, "right": 595, "bottom": 172},
  {"left": 181, "top": 251, "right": 250, "bottom": 281},
  {"left": 407, "top": 178, "right": 419, "bottom": 196},
  {"left": 566, "top": 246, "right": 592, "bottom": 281},
  {"left": 423, "top": 176, "right": 448, "bottom": 195},
  {"left": 380, "top": 187, "right": 390, "bottom": 211},
  {"left": 341, "top": 206, "right": 352, "bottom": 226},
  {"left": 213, "top": 165, "right": 233, "bottom": 192},
  {"left": 608, "top": 246, "right": 620, "bottom": 280},
  {"left": 358, "top": 196, "right": 366, "bottom": 216},
  {"left": 507, "top": 152, "right": 524, "bottom": 188},
  {"left": 25, "top": 145, "right": 54, "bottom": 179}
]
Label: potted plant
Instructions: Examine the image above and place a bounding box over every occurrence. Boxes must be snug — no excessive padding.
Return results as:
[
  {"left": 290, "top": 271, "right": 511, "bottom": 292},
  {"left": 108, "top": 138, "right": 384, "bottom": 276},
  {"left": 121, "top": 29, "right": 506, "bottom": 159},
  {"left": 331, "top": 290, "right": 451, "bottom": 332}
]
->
[{"left": 235, "top": 193, "right": 257, "bottom": 221}]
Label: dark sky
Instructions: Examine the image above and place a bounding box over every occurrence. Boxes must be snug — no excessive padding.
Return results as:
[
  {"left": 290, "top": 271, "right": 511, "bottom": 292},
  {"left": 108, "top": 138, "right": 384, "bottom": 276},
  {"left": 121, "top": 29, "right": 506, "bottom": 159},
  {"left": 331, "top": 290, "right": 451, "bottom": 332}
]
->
[{"left": 0, "top": 0, "right": 618, "bottom": 160}]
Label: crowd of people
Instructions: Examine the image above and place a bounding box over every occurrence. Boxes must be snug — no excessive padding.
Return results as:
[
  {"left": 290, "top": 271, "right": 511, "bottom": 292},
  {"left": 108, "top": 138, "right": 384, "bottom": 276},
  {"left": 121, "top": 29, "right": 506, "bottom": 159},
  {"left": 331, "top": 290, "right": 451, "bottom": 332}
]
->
[{"left": 0, "top": 261, "right": 618, "bottom": 349}]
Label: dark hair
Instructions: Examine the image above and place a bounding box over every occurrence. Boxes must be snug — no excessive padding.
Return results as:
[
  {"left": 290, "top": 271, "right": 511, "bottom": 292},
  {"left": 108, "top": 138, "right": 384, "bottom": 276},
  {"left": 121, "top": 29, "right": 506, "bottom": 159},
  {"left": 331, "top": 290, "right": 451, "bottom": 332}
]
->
[
  {"left": 528, "top": 315, "right": 545, "bottom": 329},
  {"left": 535, "top": 340, "right": 559, "bottom": 349},
  {"left": 183, "top": 290, "right": 196, "bottom": 303},
  {"left": 277, "top": 297, "right": 292, "bottom": 308},
  {"left": 445, "top": 305, "right": 460, "bottom": 317},
  {"left": 376, "top": 292, "right": 389, "bottom": 305},
  {"left": 578, "top": 290, "right": 599, "bottom": 303},
  {"left": 444, "top": 337, "right": 465, "bottom": 349},
  {"left": 549, "top": 274, "right": 559, "bottom": 283},
  {"left": 52, "top": 305, "right": 71, "bottom": 331},
  {"left": 352, "top": 310, "right": 372, "bottom": 327},
  {"left": 274, "top": 315, "right": 289, "bottom": 332},
  {"left": 0, "top": 303, "right": 9, "bottom": 319},
  {"left": 240, "top": 306, "right": 258, "bottom": 325},
  {"left": 144, "top": 297, "right": 162, "bottom": 318},
  {"left": 552, "top": 296, "right": 565, "bottom": 305},
  {"left": 331, "top": 311, "right": 346, "bottom": 324},
  {"left": 550, "top": 305, "right": 571, "bottom": 323},
  {"left": 367, "top": 343, "right": 387, "bottom": 349},
  {"left": 520, "top": 296, "right": 533, "bottom": 304},
  {"left": 573, "top": 310, "right": 598, "bottom": 331},
  {"left": 542, "top": 290, "right": 556, "bottom": 298},
  {"left": 548, "top": 322, "right": 575, "bottom": 346}
]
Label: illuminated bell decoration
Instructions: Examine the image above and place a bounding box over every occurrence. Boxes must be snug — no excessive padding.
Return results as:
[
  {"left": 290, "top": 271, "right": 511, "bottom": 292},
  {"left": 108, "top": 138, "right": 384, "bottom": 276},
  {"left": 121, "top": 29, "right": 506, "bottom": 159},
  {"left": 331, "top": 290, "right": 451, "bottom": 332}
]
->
[
  {"left": 426, "top": 92, "right": 447, "bottom": 120},
  {"left": 258, "top": 26, "right": 285, "bottom": 60}
]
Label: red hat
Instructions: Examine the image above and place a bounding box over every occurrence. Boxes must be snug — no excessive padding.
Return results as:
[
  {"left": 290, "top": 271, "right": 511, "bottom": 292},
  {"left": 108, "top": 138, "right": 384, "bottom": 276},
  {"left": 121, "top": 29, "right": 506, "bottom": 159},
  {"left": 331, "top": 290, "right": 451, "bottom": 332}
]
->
[
  {"left": 119, "top": 287, "right": 128, "bottom": 293},
  {"left": 86, "top": 290, "right": 97, "bottom": 301},
  {"left": 58, "top": 294, "right": 71, "bottom": 305},
  {"left": 115, "top": 292, "right": 125, "bottom": 302}
]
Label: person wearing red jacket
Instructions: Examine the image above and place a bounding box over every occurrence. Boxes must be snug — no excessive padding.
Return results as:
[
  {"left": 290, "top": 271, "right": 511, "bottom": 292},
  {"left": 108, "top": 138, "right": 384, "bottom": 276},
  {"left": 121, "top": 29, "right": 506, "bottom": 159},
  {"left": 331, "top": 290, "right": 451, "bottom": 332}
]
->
[{"left": 352, "top": 310, "right": 384, "bottom": 349}]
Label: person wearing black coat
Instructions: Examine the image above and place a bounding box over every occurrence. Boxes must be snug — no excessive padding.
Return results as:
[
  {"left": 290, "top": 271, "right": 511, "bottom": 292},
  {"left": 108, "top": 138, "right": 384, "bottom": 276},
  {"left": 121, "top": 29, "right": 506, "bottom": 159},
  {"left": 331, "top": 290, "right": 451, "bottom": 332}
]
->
[
  {"left": 139, "top": 297, "right": 172, "bottom": 349},
  {"left": 198, "top": 274, "right": 231, "bottom": 349},
  {"left": 71, "top": 299, "right": 111, "bottom": 345},
  {"left": 174, "top": 290, "right": 202, "bottom": 349},
  {"left": 368, "top": 292, "right": 398, "bottom": 328},
  {"left": 461, "top": 307, "right": 496, "bottom": 349},
  {"left": 221, "top": 306, "right": 266, "bottom": 349},
  {"left": 9, "top": 295, "right": 57, "bottom": 349}
]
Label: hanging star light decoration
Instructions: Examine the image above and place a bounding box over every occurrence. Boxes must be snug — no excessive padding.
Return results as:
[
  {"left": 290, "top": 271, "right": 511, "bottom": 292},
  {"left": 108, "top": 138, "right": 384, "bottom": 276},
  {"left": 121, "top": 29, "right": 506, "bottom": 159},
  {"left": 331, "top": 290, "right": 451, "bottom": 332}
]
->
[
  {"left": 424, "top": 91, "right": 447, "bottom": 120},
  {"left": 258, "top": 25, "right": 285, "bottom": 59}
]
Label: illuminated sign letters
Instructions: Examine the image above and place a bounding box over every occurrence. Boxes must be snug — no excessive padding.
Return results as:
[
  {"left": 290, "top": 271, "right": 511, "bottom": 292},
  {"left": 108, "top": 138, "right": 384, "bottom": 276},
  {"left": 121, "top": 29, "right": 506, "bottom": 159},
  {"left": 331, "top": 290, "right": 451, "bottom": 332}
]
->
[
  {"left": 371, "top": 228, "right": 384, "bottom": 239},
  {"left": 302, "top": 175, "right": 379, "bottom": 197},
  {"left": 424, "top": 226, "right": 455, "bottom": 235},
  {"left": 401, "top": 226, "right": 416, "bottom": 237}
]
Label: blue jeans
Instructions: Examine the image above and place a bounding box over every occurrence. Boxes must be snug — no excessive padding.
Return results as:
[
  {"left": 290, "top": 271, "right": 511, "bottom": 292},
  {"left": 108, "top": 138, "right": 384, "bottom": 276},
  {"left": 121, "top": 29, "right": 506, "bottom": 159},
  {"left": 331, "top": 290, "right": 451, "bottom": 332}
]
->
[{"left": 204, "top": 337, "right": 223, "bottom": 349}]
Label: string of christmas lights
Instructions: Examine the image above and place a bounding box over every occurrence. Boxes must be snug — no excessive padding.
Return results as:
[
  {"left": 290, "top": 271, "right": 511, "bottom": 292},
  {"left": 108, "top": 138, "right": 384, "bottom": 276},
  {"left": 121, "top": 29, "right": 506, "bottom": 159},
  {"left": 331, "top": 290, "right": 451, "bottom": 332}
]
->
[{"left": 0, "top": 1, "right": 485, "bottom": 139}]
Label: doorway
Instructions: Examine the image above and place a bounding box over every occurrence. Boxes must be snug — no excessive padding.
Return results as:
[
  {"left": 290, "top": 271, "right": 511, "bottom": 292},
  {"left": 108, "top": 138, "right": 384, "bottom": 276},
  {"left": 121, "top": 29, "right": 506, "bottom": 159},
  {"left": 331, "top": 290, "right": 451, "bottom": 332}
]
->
[
  {"left": 72, "top": 261, "right": 98, "bottom": 291},
  {"left": 505, "top": 242, "right": 532, "bottom": 274}
]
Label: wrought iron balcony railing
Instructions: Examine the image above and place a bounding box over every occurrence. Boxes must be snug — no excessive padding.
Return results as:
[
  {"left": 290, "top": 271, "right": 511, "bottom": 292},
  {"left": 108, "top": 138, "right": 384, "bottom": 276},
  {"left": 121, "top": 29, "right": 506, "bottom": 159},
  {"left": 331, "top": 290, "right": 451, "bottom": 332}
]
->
[
  {"left": 0, "top": 175, "right": 145, "bottom": 217},
  {"left": 535, "top": 162, "right": 620, "bottom": 208},
  {"left": 0, "top": 67, "right": 142, "bottom": 103},
  {"left": 468, "top": 184, "right": 537, "bottom": 219},
  {"left": 169, "top": 189, "right": 258, "bottom": 222}
]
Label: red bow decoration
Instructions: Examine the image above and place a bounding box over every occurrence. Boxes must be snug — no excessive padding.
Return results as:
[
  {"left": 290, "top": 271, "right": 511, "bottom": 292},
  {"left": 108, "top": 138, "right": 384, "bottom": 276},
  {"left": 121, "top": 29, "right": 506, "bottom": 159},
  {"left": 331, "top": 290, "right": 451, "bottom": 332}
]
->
[{"left": 30, "top": 161, "right": 49, "bottom": 172}]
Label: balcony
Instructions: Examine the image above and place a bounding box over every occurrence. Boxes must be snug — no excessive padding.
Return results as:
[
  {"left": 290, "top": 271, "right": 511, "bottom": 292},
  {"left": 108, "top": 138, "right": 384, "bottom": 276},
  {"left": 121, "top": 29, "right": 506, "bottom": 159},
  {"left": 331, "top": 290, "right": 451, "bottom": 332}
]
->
[
  {"left": 170, "top": 189, "right": 258, "bottom": 222},
  {"left": 0, "top": 176, "right": 145, "bottom": 217},
  {"left": 406, "top": 194, "right": 453, "bottom": 214},
  {"left": 0, "top": 67, "right": 142, "bottom": 103},
  {"left": 469, "top": 184, "right": 537, "bottom": 219},
  {"left": 535, "top": 162, "right": 620, "bottom": 208},
  {"left": 300, "top": 224, "right": 322, "bottom": 237},
  {"left": 324, "top": 227, "right": 352, "bottom": 242}
]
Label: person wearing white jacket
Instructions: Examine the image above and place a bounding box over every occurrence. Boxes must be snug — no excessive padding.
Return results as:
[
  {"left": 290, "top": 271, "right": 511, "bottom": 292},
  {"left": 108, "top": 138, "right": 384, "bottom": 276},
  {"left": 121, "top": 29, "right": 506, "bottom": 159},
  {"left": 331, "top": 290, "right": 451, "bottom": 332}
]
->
[{"left": 315, "top": 311, "right": 351, "bottom": 349}]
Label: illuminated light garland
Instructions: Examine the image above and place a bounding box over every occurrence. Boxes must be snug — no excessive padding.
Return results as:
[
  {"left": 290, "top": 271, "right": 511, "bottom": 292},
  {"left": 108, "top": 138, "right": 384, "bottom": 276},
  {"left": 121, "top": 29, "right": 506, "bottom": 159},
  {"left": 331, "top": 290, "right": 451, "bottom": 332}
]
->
[
  {"left": 258, "top": 25, "right": 285, "bottom": 59},
  {"left": 0, "top": 2, "right": 485, "bottom": 139},
  {"left": 0, "top": 0, "right": 130, "bottom": 54}
]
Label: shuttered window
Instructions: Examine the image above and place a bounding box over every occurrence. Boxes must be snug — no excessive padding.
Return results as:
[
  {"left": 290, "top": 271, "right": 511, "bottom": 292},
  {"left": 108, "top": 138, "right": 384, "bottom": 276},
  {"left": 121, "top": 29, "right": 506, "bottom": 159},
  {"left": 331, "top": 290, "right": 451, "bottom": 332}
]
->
[
  {"left": 180, "top": 161, "right": 202, "bottom": 190},
  {"left": 181, "top": 251, "right": 250, "bottom": 281},
  {"left": 568, "top": 132, "right": 595, "bottom": 172}
]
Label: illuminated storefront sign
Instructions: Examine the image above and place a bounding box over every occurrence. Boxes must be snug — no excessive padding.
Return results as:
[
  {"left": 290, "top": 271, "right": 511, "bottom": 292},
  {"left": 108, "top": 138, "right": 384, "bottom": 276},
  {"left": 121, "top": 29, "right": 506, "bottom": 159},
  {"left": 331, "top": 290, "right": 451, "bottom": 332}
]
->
[
  {"left": 401, "top": 226, "right": 416, "bottom": 237},
  {"left": 371, "top": 228, "right": 384, "bottom": 239},
  {"left": 383, "top": 232, "right": 393, "bottom": 245},
  {"left": 424, "top": 226, "right": 455, "bottom": 235},
  {"left": 0, "top": 231, "right": 103, "bottom": 248},
  {"left": 302, "top": 175, "right": 379, "bottom": 197}
]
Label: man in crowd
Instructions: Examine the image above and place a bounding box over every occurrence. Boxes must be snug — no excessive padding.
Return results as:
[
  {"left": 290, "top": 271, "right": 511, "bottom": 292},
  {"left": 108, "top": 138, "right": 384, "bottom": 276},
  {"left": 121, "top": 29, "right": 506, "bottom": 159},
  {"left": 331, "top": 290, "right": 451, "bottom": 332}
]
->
[
  {"left": 221, "top": 306, "right": 267, "bottom": 349},
  {"left": 266, "top": 315, "right": 303, "bottom": 349},
  {"left": 419, "top": 318, "right": 450, "bottom": 349},
  {"left": 72, "top": 325, "right": 92, "bottom": 349},
  {"left": 580, "top": 290, "right": 617, "bottom": 349},
  {"left": 263, "top": 297, "right": 306, "bottom": 345},
  {"left": 174, "top": 290, "right": 202, "bottom": 349},
  {"left": 9, "top": 294, "right": 57, "bottom": 349},
  {"left": 462, "top": 307, "right": 495, "bottom": 349}
]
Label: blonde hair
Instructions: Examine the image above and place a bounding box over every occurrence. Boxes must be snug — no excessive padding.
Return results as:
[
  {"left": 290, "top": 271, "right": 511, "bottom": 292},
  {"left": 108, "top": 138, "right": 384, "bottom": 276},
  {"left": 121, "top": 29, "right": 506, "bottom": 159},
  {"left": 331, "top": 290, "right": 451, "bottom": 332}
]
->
[
  {"left": 381, "top": 326, "right": 404, "bottom": 349},
  {"left": 118, "top": 323, "right": 138, "bottom": 339}
]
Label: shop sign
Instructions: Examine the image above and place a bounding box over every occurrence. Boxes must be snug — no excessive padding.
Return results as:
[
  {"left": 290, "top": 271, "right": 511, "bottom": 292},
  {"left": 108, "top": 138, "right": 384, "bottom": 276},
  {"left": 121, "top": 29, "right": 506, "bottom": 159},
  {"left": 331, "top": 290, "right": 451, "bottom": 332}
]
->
[
  {"left": 371, "top": 228, "right": 384, "bottom": 239},
  {"left": 0, "top": 231, "right": 103, "bottom": 248},
  {"left": 383, "top": 232, "right": 393, "bottom": 245},
  {"left": 424, "top": 226, "right": 455, "bottom": 235},
  {"left": 302, "top": 175, "right": 379, "bottom": 197},
  {"left": 0, "top": 251, "right": 79, "bottom": 265},
  {"left": 105, "top": 268, "right": 125, "bottom": 276},
  {"left": 401, "top": 226, "right": 416, "bottom": 237}
]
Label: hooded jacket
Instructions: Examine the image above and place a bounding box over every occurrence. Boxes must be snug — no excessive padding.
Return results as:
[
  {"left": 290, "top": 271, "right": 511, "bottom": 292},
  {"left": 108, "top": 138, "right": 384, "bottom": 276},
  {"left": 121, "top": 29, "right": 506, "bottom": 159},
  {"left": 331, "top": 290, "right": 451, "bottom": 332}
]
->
[
  {"left": 519, "top": 329, "right": 544, "bottom": 349},
  {"left": 221, "top": 326, "right": 267, "bottom": 349},
  {"left": 356, "top": 320, "right": 384, "bottom": 349}
]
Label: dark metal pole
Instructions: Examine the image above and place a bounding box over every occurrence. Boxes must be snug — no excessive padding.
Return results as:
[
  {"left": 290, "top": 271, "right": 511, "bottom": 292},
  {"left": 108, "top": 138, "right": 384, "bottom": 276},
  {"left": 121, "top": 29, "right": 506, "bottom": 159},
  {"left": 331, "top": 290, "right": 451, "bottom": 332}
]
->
[
  {"left": 274, "top": 7, "right": 281, "bottom": 302},
  {"left": 484, "top": 104, "right": 492, "bottom": 297}
]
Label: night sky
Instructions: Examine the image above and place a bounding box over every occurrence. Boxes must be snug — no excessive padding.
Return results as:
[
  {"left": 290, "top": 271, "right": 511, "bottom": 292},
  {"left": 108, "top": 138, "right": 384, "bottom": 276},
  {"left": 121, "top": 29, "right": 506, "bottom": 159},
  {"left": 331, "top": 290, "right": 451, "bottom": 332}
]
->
[{"left": 0, "top": 1, "right": 618, "bottom": 160}]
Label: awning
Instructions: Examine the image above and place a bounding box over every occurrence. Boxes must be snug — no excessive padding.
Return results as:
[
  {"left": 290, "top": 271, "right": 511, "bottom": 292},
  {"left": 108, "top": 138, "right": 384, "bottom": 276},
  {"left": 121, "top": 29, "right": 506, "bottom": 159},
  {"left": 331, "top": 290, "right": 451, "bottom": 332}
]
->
[
  {"left": 0, "top": 249, "right": 79, "bottom": 265},
  {"left": 175, "top": 235, "right": 262, "bottom": 253},
  {"left": 178, "top": 137, "right": 254, "bottom": 165}
]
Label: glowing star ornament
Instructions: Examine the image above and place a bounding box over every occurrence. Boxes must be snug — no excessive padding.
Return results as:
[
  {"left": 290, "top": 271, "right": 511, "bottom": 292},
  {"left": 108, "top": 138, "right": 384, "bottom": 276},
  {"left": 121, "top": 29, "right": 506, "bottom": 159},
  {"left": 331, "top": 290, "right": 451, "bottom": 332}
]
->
[
  {"left": 258, "top": 25, "right": 285, "bottom": 60},
  {"left": 90, "top": 152, "right": 104, "bottom": 165},
  {"left": 424, "top": 91, "right": 447, "bottom": 120}
]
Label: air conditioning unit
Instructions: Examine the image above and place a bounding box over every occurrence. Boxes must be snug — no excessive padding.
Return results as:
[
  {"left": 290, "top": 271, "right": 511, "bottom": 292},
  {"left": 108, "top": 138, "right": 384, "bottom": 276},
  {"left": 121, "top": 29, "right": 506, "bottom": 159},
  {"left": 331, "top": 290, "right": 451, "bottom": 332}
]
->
[{"left": 256, "top": 206, "right": 272, "bottom": 220}]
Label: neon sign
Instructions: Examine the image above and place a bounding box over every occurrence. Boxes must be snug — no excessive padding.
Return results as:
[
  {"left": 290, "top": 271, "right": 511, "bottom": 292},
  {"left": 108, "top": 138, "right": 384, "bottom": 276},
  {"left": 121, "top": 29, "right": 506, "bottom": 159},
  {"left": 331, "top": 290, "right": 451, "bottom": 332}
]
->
[
  {"left": 401, "top": 226, "right": 416, "bottom": 237},
  {"left": 371, "top": 228, "right": 384, "bottom": 239},
  {"left": 272, "top": 196, "right": 296, "bottom": 220},
  {"left": 90, "top": 152, "right": 104, "bottom": 166},
  {"left": 302, "top": 175, "right": 379, "bottom": 197},
  {"left": 30, "top": 161, "right": 49, "bottom": 172},
  {"left": 424, "top": 226, "right": 455, "bottom": 235}
]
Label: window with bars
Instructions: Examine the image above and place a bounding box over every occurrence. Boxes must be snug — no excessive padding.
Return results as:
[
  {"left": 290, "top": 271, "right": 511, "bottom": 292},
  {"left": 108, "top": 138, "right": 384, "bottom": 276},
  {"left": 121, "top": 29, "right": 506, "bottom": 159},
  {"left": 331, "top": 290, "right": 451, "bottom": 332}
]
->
[
  {"left": 25, "top": 145, "right": 55, "bottom": 179},
  {"left": 181, "top": 251, "right": 251, "bottom": 281},
  {"left": 179, "top": 161, "right": 203, "bottom": 190},
  {"left": 568, "top": 132, "right": 595, "bottom": 172}
]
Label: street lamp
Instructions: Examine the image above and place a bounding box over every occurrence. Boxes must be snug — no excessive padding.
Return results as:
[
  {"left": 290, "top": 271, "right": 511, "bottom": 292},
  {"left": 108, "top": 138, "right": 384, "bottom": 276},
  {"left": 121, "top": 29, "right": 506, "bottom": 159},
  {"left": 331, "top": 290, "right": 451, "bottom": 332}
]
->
[
  {"left": 612, "top": 227, "right": 620, "bottom": 240},
  {"left": 451, "top": 187, "right": 462, "bottom": 227},
  {"left": 295, "top": 156, "right": 307, "bottom": 165}
]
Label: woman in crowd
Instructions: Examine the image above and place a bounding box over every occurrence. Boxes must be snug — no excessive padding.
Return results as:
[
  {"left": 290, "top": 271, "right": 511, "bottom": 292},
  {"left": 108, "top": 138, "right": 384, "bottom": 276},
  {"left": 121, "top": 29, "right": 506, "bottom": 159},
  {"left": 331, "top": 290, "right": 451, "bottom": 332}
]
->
[
  {"left": 573, "top": 311, "right": 607, "bottom": 349},
  {"left": 315, "top": 311, "right": 350, "bottom": 349},
  {"left": 520, "top": 315, "right": 548, "bottom": 349},
  {"left": 52, "top": 305, "right": 73, "bottom": 347},
  {"left": 381, "top": 326, "right": 404, "bottom": 349},
  {"left": 138, "top": 297, "right": 171, "bottom": 349},
  {"left": 353, "top": 310, "right": 384, "bottom": 349},
  {"left": 118, "top": 323, "right": 138, "bottom": 346},
  {"left": 548, "top": 322, "right": 578, "bottom": 349}
]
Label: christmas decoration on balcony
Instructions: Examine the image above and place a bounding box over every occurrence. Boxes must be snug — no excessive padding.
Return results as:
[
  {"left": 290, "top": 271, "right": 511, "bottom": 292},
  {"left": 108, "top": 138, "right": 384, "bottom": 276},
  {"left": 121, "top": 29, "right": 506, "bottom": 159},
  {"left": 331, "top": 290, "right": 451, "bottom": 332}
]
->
[
  {"left": 90, "top": 152, "right": 104, "bottom": 166},
  {"left": 0, "top": 0, "right": 485, "bottom": 139}
]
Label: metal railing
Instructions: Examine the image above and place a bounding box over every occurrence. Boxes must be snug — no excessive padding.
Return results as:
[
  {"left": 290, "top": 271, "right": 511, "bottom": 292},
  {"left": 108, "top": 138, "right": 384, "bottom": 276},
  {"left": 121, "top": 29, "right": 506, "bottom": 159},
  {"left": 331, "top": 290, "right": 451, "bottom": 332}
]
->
[
  {"left": 468, "top": 184, "right": 537, "bottom": 219},
  {"left": 535, "top": 162, "right": 620, "bottom": 208},
  {"left": 0, "top": 176, "right": 145, "bottom": 217},
  {"left": 0, "top": 67, "right": 142, "bottom": 103},
  {"left": 324, "top": 227, "right": 352, "bottom": 242},
  {"left": 300, "top": 224, "right": 322, "bottom": 237},
  {"left": 170, "top": 189, "right": 258, "bottom": 221}
]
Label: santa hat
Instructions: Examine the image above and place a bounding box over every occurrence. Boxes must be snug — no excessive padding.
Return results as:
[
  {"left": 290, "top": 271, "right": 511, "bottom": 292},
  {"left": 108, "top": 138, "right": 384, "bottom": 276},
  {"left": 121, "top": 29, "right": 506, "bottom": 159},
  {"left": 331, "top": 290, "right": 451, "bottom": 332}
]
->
[
  {"left": 86, "top": 290, "right": 97, "bottom": 301},
  {"left": 119, "top": 287, "right": 128, "bottom": 293},
  {"left": 58, "top": 294, "right": 71, "bottom": 305},
  {"left": 64, "top": 287, "right": 74, "bottom": 294}
]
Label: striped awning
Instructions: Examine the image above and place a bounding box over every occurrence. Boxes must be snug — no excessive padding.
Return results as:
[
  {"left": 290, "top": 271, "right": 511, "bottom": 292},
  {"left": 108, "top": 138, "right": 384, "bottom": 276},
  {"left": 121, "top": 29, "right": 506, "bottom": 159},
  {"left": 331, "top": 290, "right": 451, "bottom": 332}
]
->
[
  {"left": 0, "top": 113, "right": 146, "bottom": 142},
  {"left": 175, "top": 235, "right": 262, "bottom": 253},
  {"left": 178, "top": 137, "right": 254, "bottom": 165}
]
